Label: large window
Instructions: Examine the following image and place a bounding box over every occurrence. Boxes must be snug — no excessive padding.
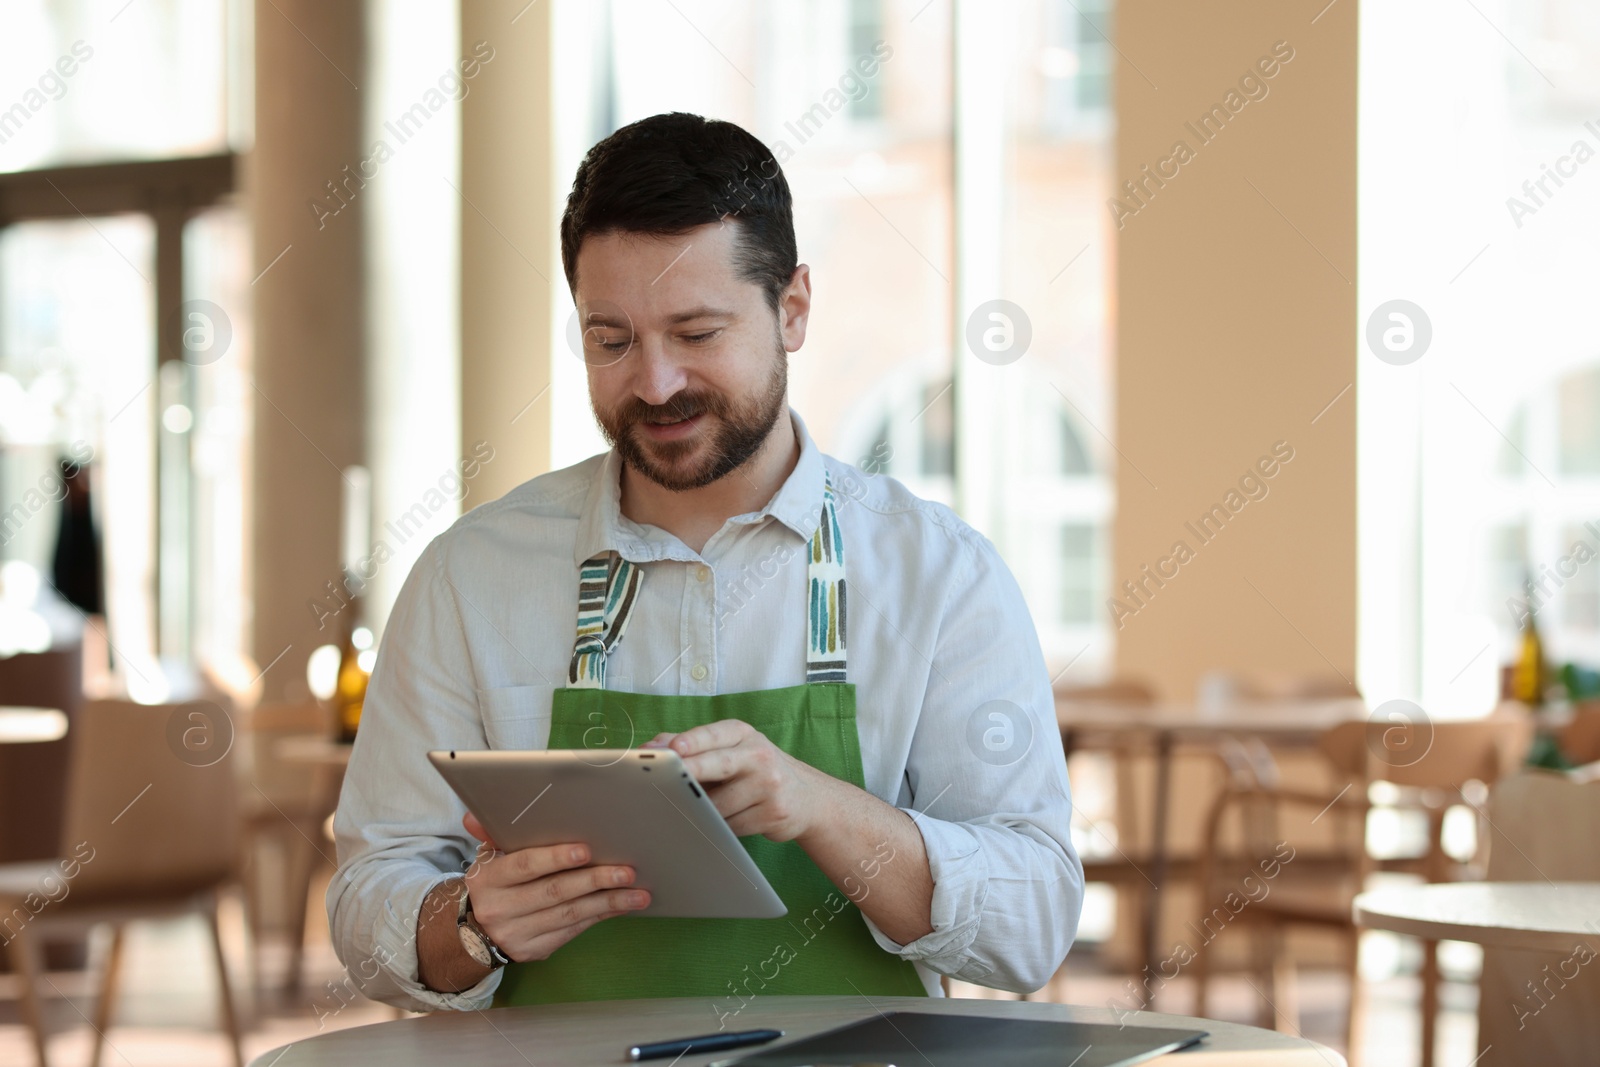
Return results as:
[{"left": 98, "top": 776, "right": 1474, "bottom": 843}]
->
[
  {"left": 550, "top": 0, "right": 1118, "bottom": 674},
  {"left": 1480, "top": 369, "right": 1600, "bottom": 664},
  {"left": 0, "top": 0, "right": 245, "bottom": 171},
  {"left": 1360, "top": 0, "right": 1600, "bottom": 707},
  {"left": 0, "top": 1, "right": 250, "bottom": 696},
  {"left": 0, "top": 215, "right": 156, "bottom": 664}
]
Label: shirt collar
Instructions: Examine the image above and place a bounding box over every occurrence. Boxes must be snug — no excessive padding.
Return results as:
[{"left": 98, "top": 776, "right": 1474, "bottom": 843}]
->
[{"left": 572, "top": 406, "right": 826, "bottom": 567}]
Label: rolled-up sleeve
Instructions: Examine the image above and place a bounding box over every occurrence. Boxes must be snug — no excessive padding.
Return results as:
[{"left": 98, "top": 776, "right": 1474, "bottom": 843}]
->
[
  {"left": 861, "top": 528, "right": 1084, "bottom": 992},
  {"left": 325, "top": 539, "right": 504, "bottom": 1012}
]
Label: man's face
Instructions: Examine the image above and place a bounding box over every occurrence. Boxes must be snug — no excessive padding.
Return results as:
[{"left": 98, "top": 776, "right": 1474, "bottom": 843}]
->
[{"left": 574, "top": 221, "right": 806, "bottom": 492}]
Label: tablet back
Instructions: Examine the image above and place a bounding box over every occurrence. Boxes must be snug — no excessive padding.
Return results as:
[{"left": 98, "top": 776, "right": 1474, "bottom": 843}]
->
[{"left": 428, "top": 748, "right": 786, "bottom": 918}]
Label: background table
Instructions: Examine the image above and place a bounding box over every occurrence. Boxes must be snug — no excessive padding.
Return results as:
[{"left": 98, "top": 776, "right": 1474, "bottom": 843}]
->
[
  {"left": 250, "top": 994, "right": 1346, "bottom": 1066},
  {"left": 275, "top": 734, "right": 354, "bottom": 767},
  {"left": 1059, "top": 697, "right": 1368, "bottom": 976},
  {"left": 1354, "top": 881, "right": 1600, "bottom": 952}
]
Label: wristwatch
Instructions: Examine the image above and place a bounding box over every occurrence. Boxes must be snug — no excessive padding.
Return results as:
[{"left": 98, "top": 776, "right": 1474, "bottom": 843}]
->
[{"left": 455, "top": 883, "right": 510, "bottom": 969}]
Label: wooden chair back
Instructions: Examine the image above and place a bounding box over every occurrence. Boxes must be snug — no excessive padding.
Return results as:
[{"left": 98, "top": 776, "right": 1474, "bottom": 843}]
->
[
  {"left": 1561, "top": 702, "right": 1600, "bottom": 766},
  {"left": 1316, "top": 713, "right": 1531, "bottom": 789},
  {"left": 61, "top": 699, "right": 239, "bottom": 901},
  {"left": 0, "top": 644, "right": 83, "bottom": 863},
  {"left": 1484, "top": 770, "right": 1600, "bottom": 879},
  {"left": 1476, "top": 771, "right": 1600, "bottom": 1066}
]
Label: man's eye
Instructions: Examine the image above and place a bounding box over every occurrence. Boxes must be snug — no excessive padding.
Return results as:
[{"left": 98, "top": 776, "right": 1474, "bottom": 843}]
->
[
  {"left": 599, "top": 340, "right": 630, "bottom": 352},
  {"left": 683, "top": 330, "right": 721, "bottom": 345}
]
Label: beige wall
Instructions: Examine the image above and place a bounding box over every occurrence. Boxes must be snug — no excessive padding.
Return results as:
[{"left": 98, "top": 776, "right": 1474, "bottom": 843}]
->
[
  {"left": 460, "top": 0, "right": 555, "bottom": 500},
  {"left": 250, "top": 1, "right": 367, "bottom": 700},
  {"left": 1112, "top": 1, "right": 1358, "bottom": 699}
]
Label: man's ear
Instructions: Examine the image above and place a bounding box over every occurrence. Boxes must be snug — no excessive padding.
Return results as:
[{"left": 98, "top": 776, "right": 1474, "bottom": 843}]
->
[{"left": 779, "top": 263, "right": 812, "bottom": 352}]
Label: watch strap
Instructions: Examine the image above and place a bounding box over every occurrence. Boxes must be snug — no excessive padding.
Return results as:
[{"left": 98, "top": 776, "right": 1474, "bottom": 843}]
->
[{"left": 455, "top": 882, "right": 509, "bottom": 968}]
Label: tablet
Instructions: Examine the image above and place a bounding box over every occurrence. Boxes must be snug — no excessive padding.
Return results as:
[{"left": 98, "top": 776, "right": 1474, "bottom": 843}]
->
[
  {"left": 428, "top": 748, "right": 787, "bottom": 919},
  {"left": 722, "top": 1012, "right": 1207, "bottom": 1067}
]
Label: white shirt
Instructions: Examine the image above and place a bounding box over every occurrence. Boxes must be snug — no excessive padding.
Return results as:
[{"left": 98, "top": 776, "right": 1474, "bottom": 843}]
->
[{"left": 328, "top": 407, "right": 1084, "bottom": 1012}]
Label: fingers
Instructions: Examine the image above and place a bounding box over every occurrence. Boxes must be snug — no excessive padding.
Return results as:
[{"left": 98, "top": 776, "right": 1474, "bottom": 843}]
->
[
  {"left": 668, "top": 719, "right": 751, "bottom": 759},
  {"left": 464, "top": 838, "right": 498, "bottom": 880},
  {"left": 462, "top": 811, "right": 497, "bottom": 850},
  {"left": 490, "top": 886, "right": 652, "bottom": 961},
  {"left": 704, "top": 778, "right": 763, "bottom": 823},
  {"left": 474, "top": 842, "right": 591, "bottom": 889},
  {"left": 471, "top": 853, "right": 638, "bottom": 917},
  {"left": 518, "top": 863, "right": 642, "bottom": 914},
  {"left": 468, "top": 849, "right": 652, "bottom": 962},
  {"left": 640, "top": 732, "right": 677, "bottom": 749},
  {"left": 478, "top": 868, "right": 647, "bottom": 930},
  {"left": 681, "top": 739, "right": 761, "bottom": 783}
]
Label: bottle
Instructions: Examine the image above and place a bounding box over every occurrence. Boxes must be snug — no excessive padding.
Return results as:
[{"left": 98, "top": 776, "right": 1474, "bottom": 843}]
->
[
  {"left": 333, "top": 581, "right": 372, "bottom": 743},
  {"left": 1511, "top": 586, "right": 1547, "bottom": 707}
]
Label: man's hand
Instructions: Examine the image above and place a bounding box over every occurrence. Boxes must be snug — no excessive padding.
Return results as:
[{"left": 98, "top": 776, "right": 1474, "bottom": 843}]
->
[
  {"left": 647, "top": 720, "right": 936, "bottom": 945},
  {"left": 416, "top": 814, "right": 653, "bottom": 994},
  {"left": 646, "top": 720, "right": 836, "bottom": 842},
  {"left": 459, "top": 812, "right": 651, "bottom": 961}
]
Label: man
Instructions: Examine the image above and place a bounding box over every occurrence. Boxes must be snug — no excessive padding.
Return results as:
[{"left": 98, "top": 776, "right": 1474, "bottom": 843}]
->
[{"left": 329, "top": 112, "right": 1083, "bottom": 1012}]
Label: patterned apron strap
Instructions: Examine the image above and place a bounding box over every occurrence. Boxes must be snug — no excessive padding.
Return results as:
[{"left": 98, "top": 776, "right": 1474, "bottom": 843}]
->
[
  {"left": 568, "top": 552, "right": 644, "bottom": 689},
  {"left": 567, "top": 466, "right": 847, "bottom": 689},
  {"left": 806, "top": 469, "right": 848, "bottom": 684}
]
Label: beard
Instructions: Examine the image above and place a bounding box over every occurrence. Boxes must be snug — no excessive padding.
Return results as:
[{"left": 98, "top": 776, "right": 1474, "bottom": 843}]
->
[{"left": 595, "top": 338, "right": 788, "bottom": 492}]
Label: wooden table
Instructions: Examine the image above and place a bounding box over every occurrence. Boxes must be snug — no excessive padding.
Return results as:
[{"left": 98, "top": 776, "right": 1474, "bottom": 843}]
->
[
  {"left": 1058, "top": 698, "right": 1368, "bottom": 977},
  {"left": 1354, "top": 881, "right": 1600, "bottom": 952},
  {"left": 0, "top": 706, "right": 68, "bottom": 744},
  {"left": 272, "top": 735, "right": 353, "bottom": 842},
  {"left": 275, "top": 734, "right": 354, "bottom": 767},
  {"left": 249, "top": 995, "right": 1346, "bottom": 1066}
]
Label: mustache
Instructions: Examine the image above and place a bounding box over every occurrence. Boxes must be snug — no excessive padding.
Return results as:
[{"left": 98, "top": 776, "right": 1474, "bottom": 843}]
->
[{"left": 620, "top": 392, "right": 726, "bottom": 424}]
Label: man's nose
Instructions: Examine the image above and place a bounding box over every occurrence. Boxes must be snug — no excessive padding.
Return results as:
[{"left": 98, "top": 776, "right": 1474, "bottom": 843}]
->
[{"left": 629, "top": 335, "right": 690, "bottom": 407}]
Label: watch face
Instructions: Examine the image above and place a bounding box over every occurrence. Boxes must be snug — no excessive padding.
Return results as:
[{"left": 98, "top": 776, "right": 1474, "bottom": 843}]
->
[{"left": 459, "top": 923, "right": 493, "bottom": 967}]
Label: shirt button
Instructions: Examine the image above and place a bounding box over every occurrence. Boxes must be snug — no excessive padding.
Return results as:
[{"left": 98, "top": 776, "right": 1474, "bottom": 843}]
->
[
  {"left": 690, "top": 663, "right": 708, "bottom": 681},
  {"left": 695, "top": 566, "right": 709, "bottom": 582}
]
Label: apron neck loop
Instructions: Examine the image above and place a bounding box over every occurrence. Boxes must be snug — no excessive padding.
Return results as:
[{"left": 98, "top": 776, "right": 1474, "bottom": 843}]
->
[
  {"left": 568, "top": 552, "right": 643, "bottom": 689},
  {"left": 567, "top": 466, "right": 849, "bottom": 689},
  {"left": 805, "top": 468, "right": 847, "bottom": 684}
]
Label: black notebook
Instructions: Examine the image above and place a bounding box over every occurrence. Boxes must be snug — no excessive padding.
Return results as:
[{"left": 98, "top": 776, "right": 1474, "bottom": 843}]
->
[{"left": 719, "top": 1011, "right": 1207, "bottom": 1067}]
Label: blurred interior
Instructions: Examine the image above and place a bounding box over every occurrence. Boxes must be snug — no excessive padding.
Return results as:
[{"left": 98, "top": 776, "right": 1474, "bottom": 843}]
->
[{"left": 1, "top": 1, "right": 1598, "bottom": 1065}]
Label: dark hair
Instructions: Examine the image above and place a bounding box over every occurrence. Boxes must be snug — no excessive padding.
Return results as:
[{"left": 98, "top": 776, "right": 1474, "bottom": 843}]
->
[{"left": 559, "top": 112, "right": 797, "bottom": 312}]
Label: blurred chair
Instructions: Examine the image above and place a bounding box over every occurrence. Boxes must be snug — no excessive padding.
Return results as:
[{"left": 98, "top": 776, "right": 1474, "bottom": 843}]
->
[
  {"left": 0, "top": 644, "right": 83, "bottom": 867},
  {"left": 0, "top": 698, "right": 243, "bottom": 1067},
  {"left": 239, "top": 699, "right": 337, "bottom": 994},
  {"left": 1560, "top": 701, "right": 1600, "bottom": 765},
  {"left": 1193, "top": 713, "right": 1532, "bottom": 1067},
  {"left": 1475, "top": 769, "right": 1600, "bottom": 1067}
]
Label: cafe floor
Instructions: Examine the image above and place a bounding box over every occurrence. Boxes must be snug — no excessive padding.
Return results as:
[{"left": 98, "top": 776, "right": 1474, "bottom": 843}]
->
[{"left": 0, "top": 876, "right": 1477, "bottom": 1066}]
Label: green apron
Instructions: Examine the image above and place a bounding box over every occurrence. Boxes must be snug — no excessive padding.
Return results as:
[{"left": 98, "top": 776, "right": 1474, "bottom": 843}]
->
[{"left": 493, "top": 469, "right": 928, "bottom": 1006}]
